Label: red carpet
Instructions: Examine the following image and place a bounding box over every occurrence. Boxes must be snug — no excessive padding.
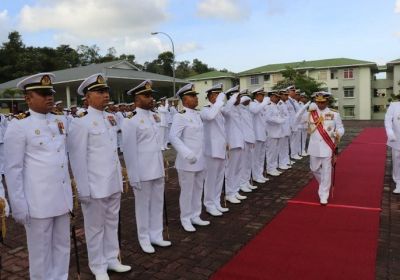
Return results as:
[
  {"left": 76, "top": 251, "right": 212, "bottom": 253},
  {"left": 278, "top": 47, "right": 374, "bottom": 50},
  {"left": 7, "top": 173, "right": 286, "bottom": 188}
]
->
[{"left": 212, "top": 128, "right": 386, "bottom": 280}]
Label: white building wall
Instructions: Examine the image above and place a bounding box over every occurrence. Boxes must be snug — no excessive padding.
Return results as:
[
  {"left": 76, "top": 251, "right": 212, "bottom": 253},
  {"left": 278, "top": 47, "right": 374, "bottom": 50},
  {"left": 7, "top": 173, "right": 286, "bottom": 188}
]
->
[
  {"left": 394, "top": 65, "right": 400, "bottom": 97},
  {"left": 358, "top": 67, "right": 372, "bottom": 120}
]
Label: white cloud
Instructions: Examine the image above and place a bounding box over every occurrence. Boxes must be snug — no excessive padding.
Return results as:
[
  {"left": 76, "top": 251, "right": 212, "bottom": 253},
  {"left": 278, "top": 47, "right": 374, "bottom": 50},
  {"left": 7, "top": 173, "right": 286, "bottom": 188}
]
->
[
  {"left": 18, "top": 0, "right": 168, "bottom": 37},
  {"left": 0, "top": 10, "right": 11, "bottom": 43},
  {"left": 197, "top": 0, "right": 250, "bottom": 21},
  {"left": 265, "top": 0, "right": 286, "bottom": 16},
  {"left": 177, "top": 42, "right": 202, "bottom": 54},
  {"left": 395, "top": 0, "right": 400, "bottom": 13}
]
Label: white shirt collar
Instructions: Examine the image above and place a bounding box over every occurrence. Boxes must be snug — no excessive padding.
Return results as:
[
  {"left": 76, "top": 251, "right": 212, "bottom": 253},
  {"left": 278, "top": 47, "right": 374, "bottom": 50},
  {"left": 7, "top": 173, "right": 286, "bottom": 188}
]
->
[
  {"left": 88, "top": 106, "right": 104, "bottom": 116},
  {"left": 29, "top": 109, "right": 47, "bottom": 120}
]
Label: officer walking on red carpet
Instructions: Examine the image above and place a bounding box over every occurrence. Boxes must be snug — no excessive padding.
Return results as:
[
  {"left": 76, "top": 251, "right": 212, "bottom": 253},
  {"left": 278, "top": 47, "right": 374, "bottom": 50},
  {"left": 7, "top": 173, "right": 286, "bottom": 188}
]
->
[
  {"left": 384, "top": 98, "right": 400, "bottom": 194},
  {"left": 296, "top": 91, "right": 344, "bottom": 205}
]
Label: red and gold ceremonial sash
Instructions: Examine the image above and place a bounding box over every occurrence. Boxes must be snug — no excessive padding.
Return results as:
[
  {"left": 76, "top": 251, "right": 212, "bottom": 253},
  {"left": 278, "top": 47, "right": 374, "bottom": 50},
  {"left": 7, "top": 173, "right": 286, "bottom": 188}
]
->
[{"left": 310, "top": 110, "right": 336, "bottom": 153}]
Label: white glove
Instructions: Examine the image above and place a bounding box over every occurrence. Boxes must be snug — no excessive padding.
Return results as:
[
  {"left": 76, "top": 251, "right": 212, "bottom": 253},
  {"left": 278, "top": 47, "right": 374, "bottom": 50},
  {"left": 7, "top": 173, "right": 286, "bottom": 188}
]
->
[
  {"left": 261, "top": 97, "right": 269, "bottom": 106},
  {"left": 388, "top": 132, "right": 397, "bottom": 142},
  {"left": 132, "top": 182, "right": 142, "bottom": 190},
  {"left": 216, "top": 92, "right": 226, "bottom": 104},
  {"left": 308, "top": 102, "right": 318, "bottom": 111},
  {"left": 79, "top": 195, "right": 91, "bottom": 204},
  {"left": 304, "top": 101, "right": 311, "bottom": 109},
  {"left": 13, "top": 211, "right": 30, "bottom": 225},
  {"left": 227, "top": 93, "right": 240, "bottom": 106},
  {"left": 185, "top": 153, "right": 197, "bottom": 164},
  {"left": 0, "top": 197, "right": 9, "bottom": 217}
]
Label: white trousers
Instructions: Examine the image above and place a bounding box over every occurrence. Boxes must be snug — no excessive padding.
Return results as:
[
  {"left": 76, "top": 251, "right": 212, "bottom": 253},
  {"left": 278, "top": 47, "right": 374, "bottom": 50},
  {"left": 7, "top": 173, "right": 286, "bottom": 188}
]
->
[
  {"left": 310, "top": 156, "right": 332, "bottom": 201},
  {"left": 177, "top": 169, "right": 205, "bottom": 226},
  {"left": 278, "top": 136, "right": 290, "bottom": 167},
  {"left": 158, "top": 126, "right": 167, "bottom": 149},
  {"left": 25, "top": 213, "right": 70, "bottom": 280},
  {"left": 204, "top": 156, "right": 225, "bottom": 211},
  {"left": 252, "top": 140, "right": 265, "bottom": 180},
  {"left": 134, "top": 178, "right": 165, "bottom": 247},
  {"left": 240, "top": 142, "right": 254, "bottom": 186},
  {"left": 266, "top": 138, "right": 280, "bottom": 172},
  {"left": 0, "top": 143, "right": 4, "bottom": 174},
  {"left": 225, "top": 148, "right": 243, "bottom": 196},
  {"left": 300, "top": 129, "right": 308, "bottom": 153},
  {"left": 81, "top": 192, "right": 121, "bottom": 275},
  {"left": 163, "top": 126, "right": 170, "bottom": 147},
  {"left": 290, "top": 131, "right": 302, "bottom": 157},
  {"left": 392, "top": 148, "right": 400, "bottom": 186}
]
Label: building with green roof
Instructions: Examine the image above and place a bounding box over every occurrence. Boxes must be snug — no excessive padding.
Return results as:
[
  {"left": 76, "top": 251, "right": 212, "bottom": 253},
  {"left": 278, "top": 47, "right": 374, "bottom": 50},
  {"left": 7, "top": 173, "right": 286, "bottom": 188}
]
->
[
  {"left": 238, "top": 58, "right": 384, "bottom": 120},
  {"left": 0, "top": 60, "right": 187, "bottom": 113}
]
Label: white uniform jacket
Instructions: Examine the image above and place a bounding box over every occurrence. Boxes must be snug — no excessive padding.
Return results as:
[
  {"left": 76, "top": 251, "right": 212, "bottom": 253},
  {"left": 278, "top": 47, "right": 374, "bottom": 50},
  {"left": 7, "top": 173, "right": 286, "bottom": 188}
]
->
[
  {"left": 4, "top": 110, "right": 72, "bottom": 219},
  {"left": 158, "top": 104, "right": 169, "bottom": 128},
  {"left": 385, "top": 102, "right": 400, "bottom": 150},
  {"left": 122, "top": 108, "right": 164, "bottom": 185},
  {"left": 278, "top": 101, "right": 291, "bottom": 137},
  {"left": 265, "top": 102, "right": 285, "bottom": 139},
  {"left": 250, "top": 99, "right": 268, "bottom": 141},
  {"left": 200, "top": 102, "right": 227, "bottom": 159},
  {"left": 115, "top": 111, "right": 125, "bottom": 130},
  {"left": 170, "top": 107, "right": 205, "bottom": 172},
  {"left": 307, "top": 107, "right": 344, "bottom": 157},
  {"left": 239, "top": 105, "right": 256, "bottom": 144},
  {"left": 68, "top": 106, "right": 123, "bottom": 199},
  {"left": 222, "top": 104, "right": 244, "bottom": 149},
  {"left": 287, "top": 97, "right": 300, "bottom": 131}
]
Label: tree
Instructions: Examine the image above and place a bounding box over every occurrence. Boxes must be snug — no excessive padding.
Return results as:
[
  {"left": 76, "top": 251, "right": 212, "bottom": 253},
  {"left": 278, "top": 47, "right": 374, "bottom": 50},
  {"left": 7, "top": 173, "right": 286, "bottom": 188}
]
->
[
  {"left": 192, "top": 58, "right": 213, "bottom": 74},
  {"left": 175, "top": 60, "right": 196, "bottom": 79},
  {"left": 143, "top": 51, "right": 174, "bottom": 76},
  {"left": 273, "top": 67, "right": 324, "bottom": 96},
  {"left": 77, "top": 44, "right": 101, "bottom": 65}
]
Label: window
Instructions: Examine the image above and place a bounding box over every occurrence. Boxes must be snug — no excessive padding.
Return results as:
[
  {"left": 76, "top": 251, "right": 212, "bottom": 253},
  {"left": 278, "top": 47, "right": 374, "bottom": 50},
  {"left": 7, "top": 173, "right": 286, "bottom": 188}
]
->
[
  {"left": 343, "top": 106, "right": 355, "bottom": 117},
  {"left": 344, "top": 87, "right": 354, "bottom": 98},
  {"left": 204, "top": 81, "right": 207, "bottom": 84},
  {"left": 330, "top": 70, "right": 338, "bottom": 79},
  {"left": 250, "top": 76, "right": 259, "bottom": 85},
  {"left": 212, "top": 80, "right": 220, "bottom": 86},
  {"left": 344, "top": 68, "right": 354, "bottom": 79},
  {"left": 264, "top": 74, "right": 271, "bottom": 81},
  {"left": 318, "top": 70, "right": 327, "bottom": 80}
]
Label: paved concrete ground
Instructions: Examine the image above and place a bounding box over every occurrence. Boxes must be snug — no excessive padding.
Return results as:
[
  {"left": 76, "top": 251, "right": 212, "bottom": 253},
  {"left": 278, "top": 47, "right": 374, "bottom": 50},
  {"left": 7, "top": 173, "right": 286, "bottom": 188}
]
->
[{"left": 0, "top": 120, "right": 395, "bottom": 280}]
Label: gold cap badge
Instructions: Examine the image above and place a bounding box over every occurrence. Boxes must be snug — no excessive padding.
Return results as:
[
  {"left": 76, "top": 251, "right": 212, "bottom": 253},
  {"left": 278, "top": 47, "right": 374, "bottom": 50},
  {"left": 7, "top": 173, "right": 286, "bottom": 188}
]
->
[{"left": 41, "top": 75, "right": 51, "bottom": 86}]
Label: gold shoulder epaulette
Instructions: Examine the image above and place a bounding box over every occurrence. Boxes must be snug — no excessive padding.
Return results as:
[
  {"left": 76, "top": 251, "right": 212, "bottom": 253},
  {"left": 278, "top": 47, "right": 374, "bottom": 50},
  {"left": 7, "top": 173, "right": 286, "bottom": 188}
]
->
[
  {"left": 78, "top": 111, "right": 88, "bottom": 118},
  {"left": 179, "top": 110, "right": 186, "bottom": 114},
  {"left": 204, "top": 105, "right": 210, "bottom": 108},
  {"left": 15, "top": 112, "right": 30, "bottom": 120},
  {"left": 128, "top": 111, "right": 137, "bottom": 119}
]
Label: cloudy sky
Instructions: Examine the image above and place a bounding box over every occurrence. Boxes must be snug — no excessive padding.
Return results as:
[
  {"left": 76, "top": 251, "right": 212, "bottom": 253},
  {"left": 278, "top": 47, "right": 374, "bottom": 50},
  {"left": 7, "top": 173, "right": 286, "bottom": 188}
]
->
[{"left": 0, "top": 0, "right": 399, "bottom": 72}]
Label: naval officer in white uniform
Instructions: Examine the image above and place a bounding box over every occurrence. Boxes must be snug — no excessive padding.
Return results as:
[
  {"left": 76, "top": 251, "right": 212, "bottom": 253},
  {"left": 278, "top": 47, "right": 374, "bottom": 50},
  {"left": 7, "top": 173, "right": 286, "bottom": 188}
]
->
[
  {"left": 385, "top": 98, "right": 400, "bottom": 194},
  {"left": 296, "top": 92, "right": 344, "bottom": 205},
  {"left": 200, "top": 83, "right": 229, "bottom": 217},
  {"left": 170, "top": 83, "right": 210, "bottom": 232},
  {"left": 122, "top": 80, "right": 171, "bottom": 253},
  {"left": 4, "top": 73, "right": 73, "bottom": 280},
  {"left": 68, "top": 73, "right": 131, "bottom": 280}
]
